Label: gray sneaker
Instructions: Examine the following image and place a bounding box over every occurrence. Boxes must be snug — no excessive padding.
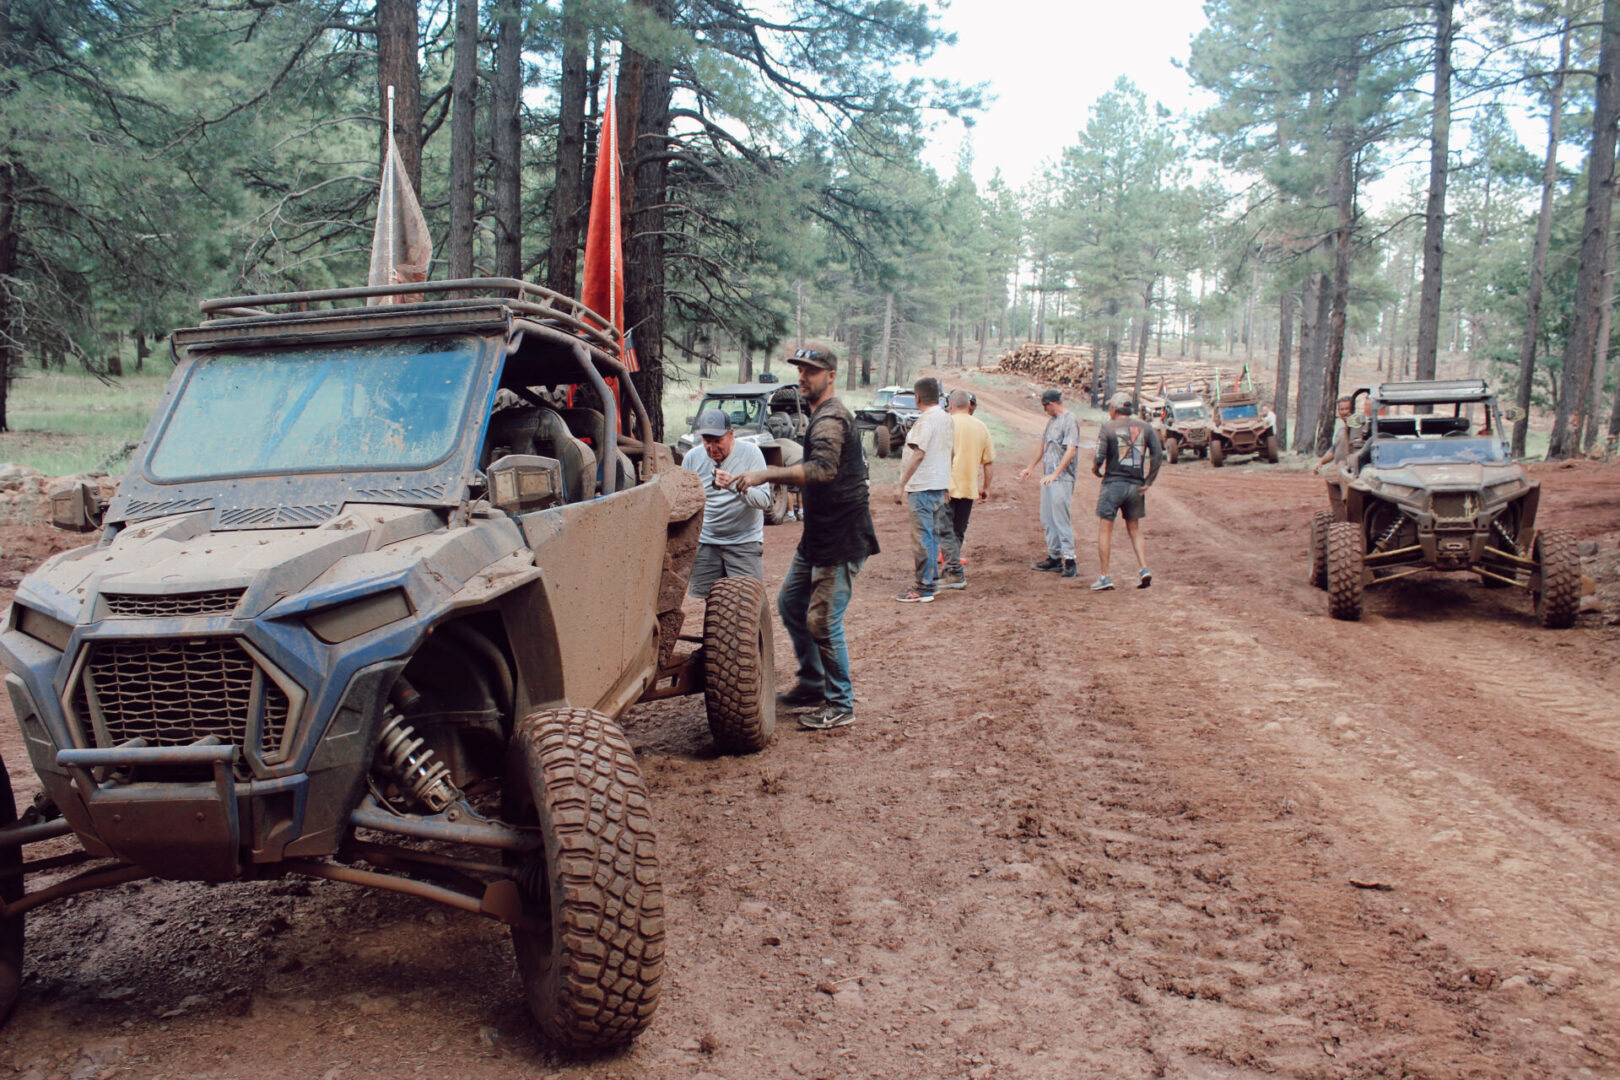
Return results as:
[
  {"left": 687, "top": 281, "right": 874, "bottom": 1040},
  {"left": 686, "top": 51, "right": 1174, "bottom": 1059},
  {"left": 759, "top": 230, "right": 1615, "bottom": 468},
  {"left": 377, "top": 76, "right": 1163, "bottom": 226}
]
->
[
  {"left": 1138, "top": 567, "right": 1152, "bottom": 589},
  {"left": 938, "top": 575, "right": 967, "bottom": 591},
  {"left": 799, "top": 705, "right": 857, "bottom": 730},
  {"left": 1089, "top": 575, "right": 1115, "bottom": 591}
]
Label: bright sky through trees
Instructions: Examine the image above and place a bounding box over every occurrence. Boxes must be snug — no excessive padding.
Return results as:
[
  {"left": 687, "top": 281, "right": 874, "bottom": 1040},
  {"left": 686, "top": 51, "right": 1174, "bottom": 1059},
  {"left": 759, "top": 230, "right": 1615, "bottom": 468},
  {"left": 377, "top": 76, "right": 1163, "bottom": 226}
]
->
[{"left": 919, "top": 0, "right": 1213, "bottom": 186}]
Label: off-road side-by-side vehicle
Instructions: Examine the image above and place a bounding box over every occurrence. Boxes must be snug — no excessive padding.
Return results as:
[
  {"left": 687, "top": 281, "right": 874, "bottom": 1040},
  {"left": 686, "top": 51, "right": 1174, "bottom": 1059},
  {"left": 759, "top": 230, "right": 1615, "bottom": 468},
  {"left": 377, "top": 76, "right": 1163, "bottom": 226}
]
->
[
  {"left": 0, "top": 279, "right": 780, "bottom": 1048},
  {"left": 854, "top": 385, "right": 906, "bottom": 437},
  {"left": 1209, "top": 390, "right": 1279, "bottom": 466},
  {"left": 672, "top": 381, "right": 805, "bottom": 523},
  {"left": 860, "top": 390, "right": 921, "bottom": 458},
  {"left": 1153, "top": 391, "right": 1213, "bottom": 464},
  {"left": 1309, "top": 378, "right": 1580, "bottom": 627}
]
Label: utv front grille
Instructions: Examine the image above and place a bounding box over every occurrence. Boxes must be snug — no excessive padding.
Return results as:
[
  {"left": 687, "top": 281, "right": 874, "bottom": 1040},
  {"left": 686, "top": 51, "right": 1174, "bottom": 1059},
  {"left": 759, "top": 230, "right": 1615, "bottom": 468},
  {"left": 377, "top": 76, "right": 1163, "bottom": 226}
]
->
[
  {"left": 1431, "top": 492, "right": 1478, "bottom": 523},
  {"left": 104, "top": 589, "right": 246, "bottom": 618},
  {"left": 69, "top": 638, "right": 295, "bottom": 761}
]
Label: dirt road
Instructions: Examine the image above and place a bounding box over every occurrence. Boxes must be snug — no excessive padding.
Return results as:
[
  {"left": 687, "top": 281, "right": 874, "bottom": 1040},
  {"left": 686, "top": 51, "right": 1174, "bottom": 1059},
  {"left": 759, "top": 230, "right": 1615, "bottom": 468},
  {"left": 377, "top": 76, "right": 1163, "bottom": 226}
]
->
[{"left": 2, "top": 374, "right": 1618, "bottom": 1079}]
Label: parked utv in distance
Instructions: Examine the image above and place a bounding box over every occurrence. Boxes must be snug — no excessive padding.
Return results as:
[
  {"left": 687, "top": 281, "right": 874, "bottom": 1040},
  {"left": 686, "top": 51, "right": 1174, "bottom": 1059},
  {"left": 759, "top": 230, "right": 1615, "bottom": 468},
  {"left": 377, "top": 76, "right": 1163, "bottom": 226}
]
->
[
  {"left": 0, "top": 278, "right": 779, "bottom": 1049},
  {"left": 1210, "top": 390, "right": 1278, "bottom": 466},
  {"left": 1154, "top": 392, "right": 1213, "bottom": 463},
  {"left": 1311, "top": 378, "right": 1580, "bottom": 627},
  {"left": 860, "top": 390, "right": 921, "bottom": 458},
  {"left": 673, "top": 381, "right": 805, "bottom": 523}
]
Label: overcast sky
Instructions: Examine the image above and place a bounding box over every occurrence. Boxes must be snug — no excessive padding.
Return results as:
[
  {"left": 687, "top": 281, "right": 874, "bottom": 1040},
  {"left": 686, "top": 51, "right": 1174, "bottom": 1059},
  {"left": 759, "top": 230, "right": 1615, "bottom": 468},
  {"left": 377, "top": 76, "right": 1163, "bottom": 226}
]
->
[{"left": 916, "top": 0, "right": 1215, "bottom": 188}]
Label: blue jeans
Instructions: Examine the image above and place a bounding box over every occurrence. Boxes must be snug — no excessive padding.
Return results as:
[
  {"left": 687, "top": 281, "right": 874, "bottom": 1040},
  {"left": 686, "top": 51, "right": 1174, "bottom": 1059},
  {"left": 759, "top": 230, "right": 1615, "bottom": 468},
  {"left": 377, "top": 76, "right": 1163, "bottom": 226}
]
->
[
  {"left": 907, "top": 489, "right": 950, "bottom": 593},
  {"left": 777, "top": 551, "right": 865, "bottom": 711}
]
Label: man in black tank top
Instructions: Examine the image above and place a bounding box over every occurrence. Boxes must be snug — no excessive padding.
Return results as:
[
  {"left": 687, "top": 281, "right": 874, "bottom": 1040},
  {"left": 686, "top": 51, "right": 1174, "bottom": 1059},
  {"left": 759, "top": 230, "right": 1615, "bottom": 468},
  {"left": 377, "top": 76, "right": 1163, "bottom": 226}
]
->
[{"left": 733, "top": 348, "right": 879, "bottom": 730}]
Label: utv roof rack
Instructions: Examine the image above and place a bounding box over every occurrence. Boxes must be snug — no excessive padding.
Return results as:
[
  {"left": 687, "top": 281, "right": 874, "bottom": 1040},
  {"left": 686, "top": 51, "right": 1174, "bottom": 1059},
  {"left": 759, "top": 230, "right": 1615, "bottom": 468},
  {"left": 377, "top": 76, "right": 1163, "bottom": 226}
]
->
[{"left": 185, "top": 278, "right": 621, "bottom": 357}]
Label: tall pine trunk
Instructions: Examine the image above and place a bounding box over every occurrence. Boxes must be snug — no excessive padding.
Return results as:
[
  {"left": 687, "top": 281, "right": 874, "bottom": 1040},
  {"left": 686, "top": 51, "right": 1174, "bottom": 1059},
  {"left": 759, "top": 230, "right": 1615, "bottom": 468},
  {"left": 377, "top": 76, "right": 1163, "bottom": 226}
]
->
[
  {"left": 1316, "top": 133, "right": 1357, "bottom": 455},
  {"left": 377, "top": 0, "right": 422, "bottom": 195},
  {"left": 1515, "top": 66, "right": 1561, "bottom": 459},
  {"left": 1131, "top": 279, "right": 1153, "bottom": 402},
  {"left": 1415, "top": 0, "right": 1454, "bottom": 383},
  {"left": 1274, "top": 289, "right": 1294, "bottom": 449},
  {"left": 0, "top": 159, "right": 14, "bottom": 433},
  {"left": 1551, "top": 0, "right": 1620, "bottom": 456},
  {"left": 446, "top": 0, "right": 477, "bottom": 278},
  {"left": 1294, "top": 272, "right": 1327, "bottom": 453},
  {"left": 492, "top": 1, "right": 523, "bottom": 279},
  {"left": 879, "top": 291, "right": 895, "bottom": 384},
  {"left": 618, "top": 0, "right": 677, "bottom": 439},
  {"left": 1582, "top": 235, "right": 1617, "bottom": 450},
  {"left": 545, "top": 0, "right": 586, "bottom": 296}
]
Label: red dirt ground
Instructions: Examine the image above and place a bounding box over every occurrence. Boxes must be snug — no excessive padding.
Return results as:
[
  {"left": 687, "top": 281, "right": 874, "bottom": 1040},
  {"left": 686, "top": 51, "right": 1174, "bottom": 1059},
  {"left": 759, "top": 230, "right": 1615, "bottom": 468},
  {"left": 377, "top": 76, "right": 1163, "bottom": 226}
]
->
[{"left": 1, "top": 373, "right": 1618, "bottom": 1080}]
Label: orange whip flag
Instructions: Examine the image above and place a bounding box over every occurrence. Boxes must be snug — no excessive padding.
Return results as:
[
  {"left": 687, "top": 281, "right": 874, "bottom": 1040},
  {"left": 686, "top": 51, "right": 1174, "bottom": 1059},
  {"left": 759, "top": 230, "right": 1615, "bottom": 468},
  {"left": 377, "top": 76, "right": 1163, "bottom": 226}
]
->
[
  {"left": 580, "top": 76, "right": 638, "bottom": 371},
  {"left": 368, "top": 86, "right": 432, "bottom": 305}
]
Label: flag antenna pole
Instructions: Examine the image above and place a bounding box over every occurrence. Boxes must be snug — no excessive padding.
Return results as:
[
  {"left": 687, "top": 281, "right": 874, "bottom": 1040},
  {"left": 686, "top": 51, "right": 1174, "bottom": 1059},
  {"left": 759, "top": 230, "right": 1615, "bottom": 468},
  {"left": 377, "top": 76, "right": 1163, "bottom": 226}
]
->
[{"left": 385, "top": 85, "right": 396, "bottom": 291}]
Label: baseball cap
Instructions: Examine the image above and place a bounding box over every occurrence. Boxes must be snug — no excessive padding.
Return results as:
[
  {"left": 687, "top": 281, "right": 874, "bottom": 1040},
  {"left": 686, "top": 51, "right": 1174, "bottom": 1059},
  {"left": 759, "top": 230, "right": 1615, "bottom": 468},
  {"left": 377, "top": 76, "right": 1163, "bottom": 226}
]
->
[
  {"left": 787, "top": 347, "right": 837, "bottom": 371},
  {"left": 693, "top": 409, "right": 732, "bottom": 437},
  {"left": 1108, "top": 391, "right": 1134, "bottom": 413},
  {"left": 1040, "top": 388, "right": 1062, "bottom": 405}
]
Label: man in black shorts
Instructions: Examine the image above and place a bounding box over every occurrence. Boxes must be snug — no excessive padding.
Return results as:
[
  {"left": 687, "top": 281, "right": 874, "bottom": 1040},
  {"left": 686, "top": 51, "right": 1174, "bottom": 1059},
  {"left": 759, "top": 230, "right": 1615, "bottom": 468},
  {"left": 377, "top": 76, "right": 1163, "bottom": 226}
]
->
[{"left": 1090, "top": 391, "right": 1163, "bottom": 591}]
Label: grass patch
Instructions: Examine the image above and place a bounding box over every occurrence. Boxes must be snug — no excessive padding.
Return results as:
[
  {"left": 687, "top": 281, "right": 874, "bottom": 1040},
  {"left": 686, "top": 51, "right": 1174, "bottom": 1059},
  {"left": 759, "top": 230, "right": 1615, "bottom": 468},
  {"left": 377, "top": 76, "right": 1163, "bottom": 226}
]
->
[{"left": 0, "top": 369, "right": 171, "bottom": 475}]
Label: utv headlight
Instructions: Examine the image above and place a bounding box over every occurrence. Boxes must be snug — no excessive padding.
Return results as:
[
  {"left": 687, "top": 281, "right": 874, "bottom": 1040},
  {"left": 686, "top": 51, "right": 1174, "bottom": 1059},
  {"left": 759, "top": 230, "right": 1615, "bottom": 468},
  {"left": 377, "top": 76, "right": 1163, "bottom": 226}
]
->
[
  {"left": 1378, "top": 482, "right": 1419, "bottom": 499},
  {"left": 305, "top": 589, "right": 413, "bottom": 644},
  {"left": 13, "top": 605, "right": 73, "bottom": 652},
  {"left": 1485, "top": 479, "right": 1524, "bottom": 499}
]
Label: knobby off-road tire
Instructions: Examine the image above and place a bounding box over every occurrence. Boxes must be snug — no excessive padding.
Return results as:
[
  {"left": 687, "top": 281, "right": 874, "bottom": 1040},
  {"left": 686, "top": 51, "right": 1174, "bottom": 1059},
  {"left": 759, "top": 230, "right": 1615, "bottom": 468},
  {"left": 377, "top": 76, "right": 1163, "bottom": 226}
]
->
[
  {"left": 702, "top": 577, "right": 777, "bottom": 753},
  {"left": 1310, "top": 510, "right": 1332, "bottom": 590},
  {"left": 1166, "top": 436, "right": 1180, "bottom": 465},
  {"left": 0, "top": 755, "right": 23, "bottom": 1024},
  {"left": 1210, "top": 440, "right": 1226, "bottom": 467},
  {"left": 1326, "top": 521, "right": 1364, "bottom": 621},
  {"left": 1264, "top": 434, "right": 1280, "bottom": 464},
  {"left": 1533, "top": 528, "right": 1580, "bottom": 629},
  {"left": 507, "top": 709, "right": 664, "bottom": 1051},
  {"left": 873, "top": 424, "right": 892, "bottom": 458},
  {"left": 765, "top": 483, "right": 791, "bottom": 525}
]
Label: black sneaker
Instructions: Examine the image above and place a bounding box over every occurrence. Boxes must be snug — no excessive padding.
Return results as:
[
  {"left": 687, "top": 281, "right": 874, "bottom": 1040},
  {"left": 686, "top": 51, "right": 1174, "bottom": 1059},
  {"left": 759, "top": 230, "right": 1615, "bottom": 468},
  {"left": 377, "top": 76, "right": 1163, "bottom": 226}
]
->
[
  {"left": 799, "top": 705, "right": 857, "bottom": 730},
  {"left": 776, "top": 683, "right": 825, "bottom": 710},
  {"left": 1031, "top": 556, "right": 1063, "bottom": 572},
  {"left": 1061, "top": 559, "right": 1078, "bottom": 578}
]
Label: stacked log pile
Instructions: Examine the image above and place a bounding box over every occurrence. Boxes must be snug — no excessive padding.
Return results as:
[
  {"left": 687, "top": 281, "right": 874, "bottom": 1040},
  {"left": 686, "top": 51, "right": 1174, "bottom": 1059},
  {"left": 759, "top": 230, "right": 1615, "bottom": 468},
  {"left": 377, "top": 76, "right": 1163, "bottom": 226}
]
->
[
  {"left": 995, "top": 345, "right": 1272, "bottom": 408},
  {"left": 994, "top": 344, "right": 1096, "bottom": 389}
]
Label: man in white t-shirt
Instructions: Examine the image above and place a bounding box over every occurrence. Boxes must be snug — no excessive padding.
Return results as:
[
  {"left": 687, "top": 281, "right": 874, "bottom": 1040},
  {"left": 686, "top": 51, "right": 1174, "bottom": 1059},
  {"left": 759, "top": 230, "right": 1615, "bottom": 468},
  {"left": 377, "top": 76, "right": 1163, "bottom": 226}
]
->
[{"left": 895, "top": 377, "right": 953, "bottom": 602}]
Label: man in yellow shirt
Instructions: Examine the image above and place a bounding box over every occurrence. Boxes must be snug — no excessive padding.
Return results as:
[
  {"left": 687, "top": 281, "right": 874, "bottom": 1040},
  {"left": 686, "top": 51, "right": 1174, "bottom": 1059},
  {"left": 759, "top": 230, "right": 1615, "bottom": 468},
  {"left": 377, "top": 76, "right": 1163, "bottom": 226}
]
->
[{"left": 940, "top": 389, "right": 994, "bottom": 589}]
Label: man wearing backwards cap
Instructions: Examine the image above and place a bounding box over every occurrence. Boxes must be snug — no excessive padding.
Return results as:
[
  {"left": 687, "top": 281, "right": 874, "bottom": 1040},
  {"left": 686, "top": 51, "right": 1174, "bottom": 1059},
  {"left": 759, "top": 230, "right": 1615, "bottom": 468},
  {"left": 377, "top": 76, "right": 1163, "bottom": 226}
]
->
[
  {"left": 679, "top": 408, "right": 772, "bottom": 597},
  {"left": 1090, "top": 390, "right": 1163, "bottom": 591},
  {"left": 732, "top": 347, "right": 879, "bottom": 731},
  {"left": 1017, "top": 388, "right": 1082, "bottom": 578}
]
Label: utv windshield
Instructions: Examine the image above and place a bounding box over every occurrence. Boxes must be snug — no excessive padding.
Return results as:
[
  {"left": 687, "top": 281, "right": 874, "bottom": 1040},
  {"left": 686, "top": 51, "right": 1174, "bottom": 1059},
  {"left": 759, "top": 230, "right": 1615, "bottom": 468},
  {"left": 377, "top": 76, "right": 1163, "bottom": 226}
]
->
[
  {"left": 148, "top": 337, "right": 482, "bottom": 481},
  {"left": 1368, "top": 437, "right": 1507, "bottom": 468},
  {"left": 698, "top": 397, "right": 765, "bottom": 429},
  {"left": 1172, "top": 404, "right": 1207, "bottom": 420},
  {"left": 1221, "top": 403, "right": 1259, "bottom": 419}
]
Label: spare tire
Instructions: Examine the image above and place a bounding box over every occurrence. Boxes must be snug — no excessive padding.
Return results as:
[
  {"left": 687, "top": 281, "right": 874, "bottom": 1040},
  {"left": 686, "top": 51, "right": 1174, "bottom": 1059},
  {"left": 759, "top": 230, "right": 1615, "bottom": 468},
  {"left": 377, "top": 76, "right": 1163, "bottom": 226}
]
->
[
  {"left": 1533, "top": 527, "right": 1580, "bottom": 629},
  {"left": 703, "top": 577, "right": 777, "bottom": 753},
  {"left": 874, "top": 424, "right": 892, "bottom": 458}
]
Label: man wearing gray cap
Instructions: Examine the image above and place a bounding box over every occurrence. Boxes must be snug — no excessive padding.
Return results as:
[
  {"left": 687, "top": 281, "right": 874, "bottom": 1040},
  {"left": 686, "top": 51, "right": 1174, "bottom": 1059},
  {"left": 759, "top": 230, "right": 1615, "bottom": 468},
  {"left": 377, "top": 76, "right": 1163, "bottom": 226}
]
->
[
  {"left": 1090, "top": 390, "right": 1163, "bottom": 591},
  {"left": 1017, "top": 387, "right": 1082, "bottom": 578},
  {"left": 680, "top": 408, "right": 772, "bottom": 597}
]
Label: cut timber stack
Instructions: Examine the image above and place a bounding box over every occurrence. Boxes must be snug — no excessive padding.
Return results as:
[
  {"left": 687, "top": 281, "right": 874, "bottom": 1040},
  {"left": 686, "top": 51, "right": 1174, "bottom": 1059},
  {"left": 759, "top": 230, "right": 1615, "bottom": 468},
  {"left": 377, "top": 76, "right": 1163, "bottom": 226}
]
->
[
  {"left": 994, "top": 344, "right": 1096, "bottom": 390},
  {"left": 997, "top": 344, "right": 1271, "bottom": 407}
]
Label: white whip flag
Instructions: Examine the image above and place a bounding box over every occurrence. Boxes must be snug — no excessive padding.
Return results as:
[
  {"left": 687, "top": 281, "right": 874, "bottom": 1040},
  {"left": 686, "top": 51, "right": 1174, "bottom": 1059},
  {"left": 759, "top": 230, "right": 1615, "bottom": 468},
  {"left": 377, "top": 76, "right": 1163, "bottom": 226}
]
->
[{"left": 368, "top": 86, "right": 432, "bottom": 305}]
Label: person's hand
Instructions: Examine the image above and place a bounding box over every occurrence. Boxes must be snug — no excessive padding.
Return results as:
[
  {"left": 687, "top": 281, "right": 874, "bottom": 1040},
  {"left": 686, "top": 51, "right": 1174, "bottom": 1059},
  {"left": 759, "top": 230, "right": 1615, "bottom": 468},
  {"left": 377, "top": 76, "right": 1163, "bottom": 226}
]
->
[
  {"left": 979, "top": 489, "right": 991, "bottom": 502},
  {"left": 894, "top": 486, "right": 905, "bottom": 505},
  {"left": 714, "top": 469, "right": 735, "bottom": 489},
  {"left": 1017, "top": 467, "right": 1030, "bottom": 482},
  {"left": 732, "top": 469, "right": 767, "bottom": 493},
  {"left": 1041, "top": 473, "right": 1056, "bottom": 486}
]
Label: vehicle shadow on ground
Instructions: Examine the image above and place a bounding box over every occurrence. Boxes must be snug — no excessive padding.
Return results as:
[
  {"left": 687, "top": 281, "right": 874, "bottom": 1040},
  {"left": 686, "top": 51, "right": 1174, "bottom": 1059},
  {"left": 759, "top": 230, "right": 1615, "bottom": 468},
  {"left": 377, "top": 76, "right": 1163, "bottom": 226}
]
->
[{"left": 1366, "top": 577, "right": 1538, "bottom": 625}]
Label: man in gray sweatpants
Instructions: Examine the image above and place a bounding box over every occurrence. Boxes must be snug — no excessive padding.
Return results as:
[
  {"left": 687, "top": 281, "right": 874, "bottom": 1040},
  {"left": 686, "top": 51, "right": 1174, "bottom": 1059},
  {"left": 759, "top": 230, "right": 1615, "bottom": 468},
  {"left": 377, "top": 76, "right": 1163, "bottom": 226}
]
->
[{"left": 1018, "top": 388, "right": 1081, "bottom": 578}]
